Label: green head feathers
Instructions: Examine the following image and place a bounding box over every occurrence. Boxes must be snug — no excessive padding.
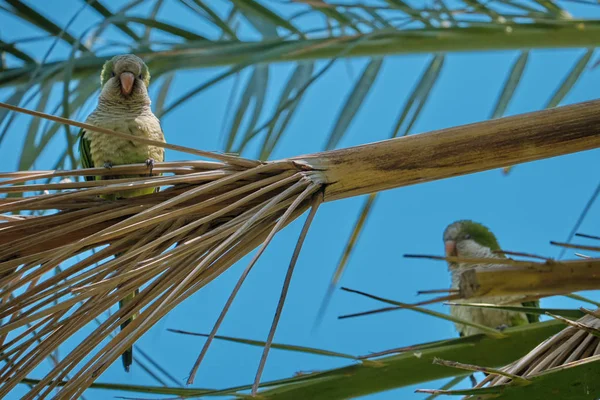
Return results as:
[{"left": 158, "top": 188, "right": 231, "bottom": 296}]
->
[
  {"left": 100, "top": 54, "right": 150, "bottom": 88},
  {"left": 443, "top": 220, "right": 501, "bottom": 251}
]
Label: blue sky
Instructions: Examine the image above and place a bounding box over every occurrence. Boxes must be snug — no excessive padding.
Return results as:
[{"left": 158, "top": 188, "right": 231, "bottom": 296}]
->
[{"left": 1, "top": 1, "right": 600, "bottom": 399}]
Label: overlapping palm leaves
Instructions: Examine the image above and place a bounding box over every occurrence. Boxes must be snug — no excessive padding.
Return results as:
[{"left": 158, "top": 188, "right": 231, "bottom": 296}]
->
[{"left": 1, "top": 0, "right": 600, "bottom": 398}]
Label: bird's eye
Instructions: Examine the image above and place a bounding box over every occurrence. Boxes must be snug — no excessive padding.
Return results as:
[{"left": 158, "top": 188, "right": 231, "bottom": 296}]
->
[
  {"left": 138, "top": 74, "right": 142, "bottom": 79},
  {"left": 464, "top": 234, "right": 471, "bottom": 240},
  {"left": 111, "top": 71, "right": 116, "bottom": 77}
]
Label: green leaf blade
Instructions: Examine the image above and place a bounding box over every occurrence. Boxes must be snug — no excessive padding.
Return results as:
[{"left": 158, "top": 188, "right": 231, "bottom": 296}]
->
[
  {"left": 325, "top": 58, "right": 383, "bottom": 150},
  {"left": 490, "top": 51, "right": 529, "bottom": 119}
]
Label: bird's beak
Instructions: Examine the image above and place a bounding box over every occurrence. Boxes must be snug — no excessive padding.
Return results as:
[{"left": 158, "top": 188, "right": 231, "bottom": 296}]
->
[
  {"left": 445, "top": 240, "right": 457, "bottom": 257},
  {"left": 120, "top": 72, "right": 135, "bottom": 96}
]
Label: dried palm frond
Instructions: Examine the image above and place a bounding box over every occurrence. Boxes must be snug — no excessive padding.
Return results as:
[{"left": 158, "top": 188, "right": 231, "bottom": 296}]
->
[
  {"left": 0, "top": 98, "right": 600, "bottom": 398},
  {"left": 0, "top": 157, "right": 324, "bottom": 399},
  {"left": 476, "top": 308, "right": 600, "bottom": 392}
]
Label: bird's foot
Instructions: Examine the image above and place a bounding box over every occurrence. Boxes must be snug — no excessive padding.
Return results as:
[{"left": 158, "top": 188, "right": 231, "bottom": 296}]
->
[
  {"left": 496, "top": 324, "right": 508, "bottom": 332},
  {"left": 145, "top": 158, "right": 155, "bottom": 176},
  {"left": 103, "top": 161, "right": 113, "bottom": 169}
]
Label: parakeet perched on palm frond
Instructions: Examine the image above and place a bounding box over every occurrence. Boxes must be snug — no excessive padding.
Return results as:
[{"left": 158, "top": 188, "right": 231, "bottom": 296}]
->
[
  {"left": 443, "top": 220, "right": 539, "bottom": 337},
  {"left": 78, "top": 54, "right": 165, "bottom": 372}
]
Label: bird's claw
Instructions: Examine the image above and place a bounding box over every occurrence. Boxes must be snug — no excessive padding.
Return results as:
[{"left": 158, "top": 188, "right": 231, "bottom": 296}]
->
[
  {"left": 103, "top": 161, "right": 113, "bottom": 169},
  {"left": 496, "top": 324, "right": 508, "bottom": 332},
  {"left": 145, "top": 158, "right": 155, "bottom": 176}
]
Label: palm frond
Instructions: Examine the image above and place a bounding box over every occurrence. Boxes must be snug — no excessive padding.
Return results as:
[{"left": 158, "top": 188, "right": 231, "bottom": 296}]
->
[
  {"left": 0, "top": 96, "right": 598, "bottom": 396},
  {"left": 455, "top": 308, "right": 600, "bottom": 400},
  {"left": 0, "top": 158, "right": 318, "bottom": 399},
  {"left": 256, "top": 321, "right": 564, "bottom": 399},
  {"left": 1, "top": 2, "right": 600, "bottom": 397}
]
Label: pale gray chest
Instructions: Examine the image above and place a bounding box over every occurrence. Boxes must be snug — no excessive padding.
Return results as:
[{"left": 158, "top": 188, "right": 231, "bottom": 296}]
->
[{"left": 84, "top": 115, "right": 164, "bottom": 167}]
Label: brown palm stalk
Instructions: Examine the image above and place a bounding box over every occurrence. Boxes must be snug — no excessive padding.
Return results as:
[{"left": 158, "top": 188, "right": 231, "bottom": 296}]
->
[
  {"left": 406, "top": 255, "right": 600, "bottom": 304},
  {"left": 0, "top": 98, "right": 599, "bottom": 398}
]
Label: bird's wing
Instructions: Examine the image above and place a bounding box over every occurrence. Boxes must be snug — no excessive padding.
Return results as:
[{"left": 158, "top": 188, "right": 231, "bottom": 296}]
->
[
  {"left": 153, "top": 122, "right": 166, "bottom": 194},
  {"left": 521, "top": 300, "right": 540, "bottom": 323},
  {"left": 78, "top": 129, "right": 95, "bottom": 182}
]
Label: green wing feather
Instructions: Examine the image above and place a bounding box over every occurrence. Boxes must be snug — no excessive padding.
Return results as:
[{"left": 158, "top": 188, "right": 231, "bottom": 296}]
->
[
  {"left": 522, "top": 300, "right": 540, "bottom": 323},
  {"left": 78, "top": 129, "right": 95, "bottom": 182}
]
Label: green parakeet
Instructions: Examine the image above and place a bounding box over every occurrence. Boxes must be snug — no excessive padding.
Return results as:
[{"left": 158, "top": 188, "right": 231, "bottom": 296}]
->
[
  {"left": 78, "top": 54, "right": 165, "bottom": 372},
  {"left": 443, "top": 220, "right": 539, "bottom": 337}
]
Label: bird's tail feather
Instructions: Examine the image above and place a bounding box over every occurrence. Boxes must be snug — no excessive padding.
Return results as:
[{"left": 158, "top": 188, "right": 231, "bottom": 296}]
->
[
  {"left": 115, "top": 249, "right": 139, "bottom": 373},
  {"left": 119, "top": 286, "right": 139, "bottom": 372}
]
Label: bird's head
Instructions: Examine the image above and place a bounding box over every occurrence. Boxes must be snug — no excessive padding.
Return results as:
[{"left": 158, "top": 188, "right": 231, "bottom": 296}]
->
[
  {"left": 443, "top": 220, "right": 501, "bottom": 265},
  {"left": 99, "top": 54, "right": 151, "bottom": 102}
]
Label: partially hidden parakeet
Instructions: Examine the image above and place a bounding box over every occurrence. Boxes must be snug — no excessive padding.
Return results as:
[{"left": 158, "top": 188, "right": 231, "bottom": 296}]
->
[
  {"left": 78, "top": 54, "right": 165, "bottom": 372},
  {"left": 443, "top": 220, "right": 539, "bottom": 337}
]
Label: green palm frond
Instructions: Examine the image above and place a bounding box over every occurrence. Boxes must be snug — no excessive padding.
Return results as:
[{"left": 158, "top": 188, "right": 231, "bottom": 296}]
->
[{"left": 1, "top": 1, "right": 600, "bottom": 398}]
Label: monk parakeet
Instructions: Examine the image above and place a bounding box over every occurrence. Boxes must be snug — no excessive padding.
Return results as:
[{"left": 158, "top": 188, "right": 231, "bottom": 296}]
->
[
  {"left": 78, "top": 54, "right": 165, "bottom": 372},
  {"left": 443, "top": 220, "right": 539, "bottom": 337}
]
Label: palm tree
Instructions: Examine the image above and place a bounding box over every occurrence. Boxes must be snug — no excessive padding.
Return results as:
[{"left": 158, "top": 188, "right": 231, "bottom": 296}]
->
[{"left": 1, "top": 1, "right": 599, "bottom": 398}]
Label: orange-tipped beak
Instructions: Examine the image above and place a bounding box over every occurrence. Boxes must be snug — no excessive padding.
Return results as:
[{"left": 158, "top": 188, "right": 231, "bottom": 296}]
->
[
  {"left": 445, "top": 240, "right": 457, "bottom": 257},
  {"left": 120, "top": 72, "right": 135, "bottom": 95}
]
